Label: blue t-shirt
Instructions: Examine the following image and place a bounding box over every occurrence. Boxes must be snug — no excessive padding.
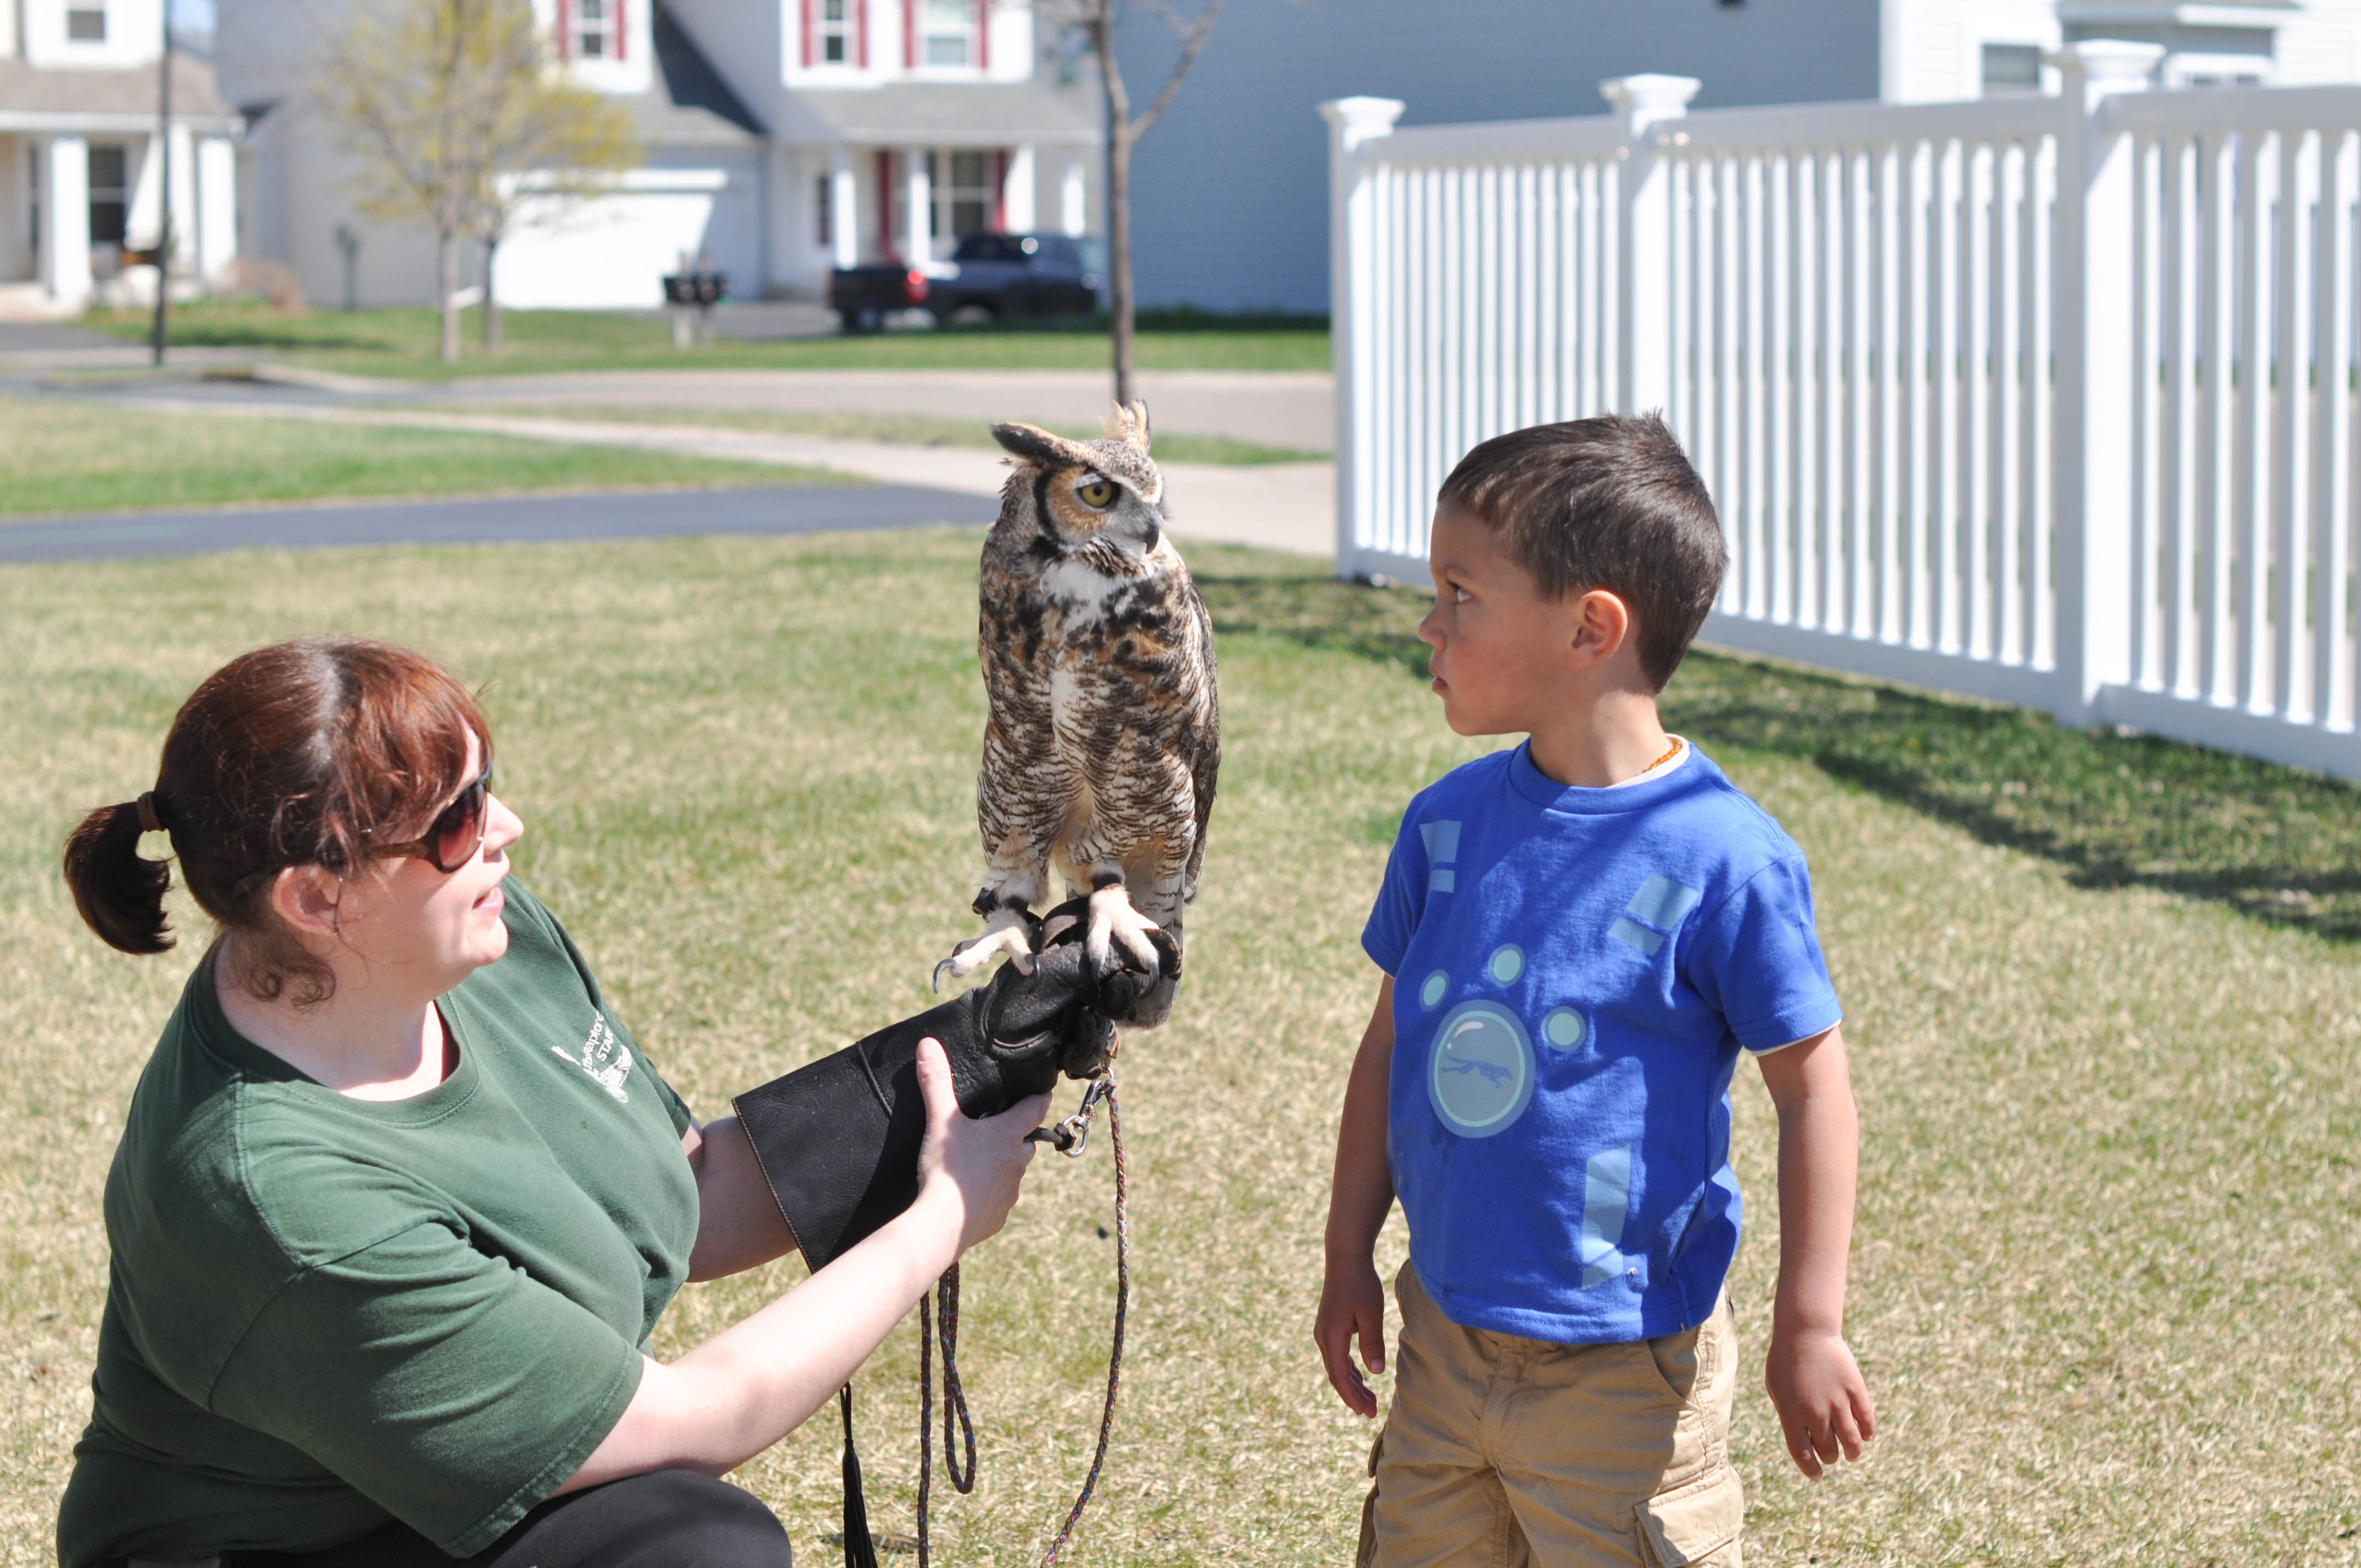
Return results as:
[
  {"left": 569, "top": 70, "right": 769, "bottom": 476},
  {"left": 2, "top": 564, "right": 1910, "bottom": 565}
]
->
[{"left": 1361, "top": 741, "right": 1841, "bottom": 1345}]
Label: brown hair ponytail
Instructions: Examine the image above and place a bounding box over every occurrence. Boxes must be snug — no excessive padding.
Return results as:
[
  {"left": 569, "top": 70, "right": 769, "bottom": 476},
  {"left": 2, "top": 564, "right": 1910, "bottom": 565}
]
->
[
  {"left": 62, "top": 799, "right": 176, "bottom": 955},
  {"left": 59, "top": 640, "right": 491, "bottom": 1002}
]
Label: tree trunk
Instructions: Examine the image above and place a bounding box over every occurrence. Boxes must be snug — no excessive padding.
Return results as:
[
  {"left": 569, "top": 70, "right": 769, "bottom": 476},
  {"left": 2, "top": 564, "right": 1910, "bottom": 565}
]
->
[
  {"left": 1106, "top": 110, "right": 1135, "bottom": 407},
  {"left": 438, "top": 228, "right": 460, "bottom": 365},
  {"left": 481, "top": 236, "right": 502, "bottom": 352}
]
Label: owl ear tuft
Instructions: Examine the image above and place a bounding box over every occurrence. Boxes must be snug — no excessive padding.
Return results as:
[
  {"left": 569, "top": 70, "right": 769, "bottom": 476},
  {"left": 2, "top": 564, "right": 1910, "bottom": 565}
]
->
[
  {"left": 991, "top": 422, "right": 1080, "bottom": 467},
  {"left": 1102, "top": 400, "right": 1152, "bottom": 453}
]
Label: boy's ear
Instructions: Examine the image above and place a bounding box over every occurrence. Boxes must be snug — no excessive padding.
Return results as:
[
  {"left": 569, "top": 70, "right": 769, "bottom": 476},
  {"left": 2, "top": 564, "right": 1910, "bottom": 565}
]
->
[{"left": 1564, "top": 589, "right": 1637, "bottom": 668}]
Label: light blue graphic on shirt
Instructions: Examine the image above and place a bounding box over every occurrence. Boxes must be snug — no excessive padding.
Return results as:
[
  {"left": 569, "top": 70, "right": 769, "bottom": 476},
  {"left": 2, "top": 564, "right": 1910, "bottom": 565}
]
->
[
  {"left": 1362, "top": 742, "right": 1843, "bottom": 1345},
  {"left": 1426, "top": 1001, "right": 1535, "bottom": 1137},
  {"left": 1608, "top": 873, "right": 1705, "bottom": 956},
  {"left": 1541, "top": 1006, "right": 1587, "bottom": 1050},
  {"left": 1577, "top": 1145, "right": 1638, "bottom": 1288},
  {"left": 1421, "top": 820, "right": 1461, "bottom": 895}
]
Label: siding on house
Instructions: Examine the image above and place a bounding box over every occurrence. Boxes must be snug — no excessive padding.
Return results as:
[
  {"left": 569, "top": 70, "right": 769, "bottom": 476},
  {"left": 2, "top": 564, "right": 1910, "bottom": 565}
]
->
[
  {"left": 1115, "top": 0, "right": 1881, "bottom": 315},
  {"left": 2267, "top": 4, "right": 2361, "bottom": 83},
  {"left": 1884, "top": 0, "right": 2061, "bottom": 101}
]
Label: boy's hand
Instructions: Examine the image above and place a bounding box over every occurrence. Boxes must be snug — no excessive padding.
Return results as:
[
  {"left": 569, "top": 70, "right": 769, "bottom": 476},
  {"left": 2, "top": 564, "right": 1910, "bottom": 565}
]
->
[
  {"left": 1764, "top": 1322, "right": 1874, "bottom": 1477},
  {"left": 1314, "top": 1256, "right": 1389, "bottom": 1417}
]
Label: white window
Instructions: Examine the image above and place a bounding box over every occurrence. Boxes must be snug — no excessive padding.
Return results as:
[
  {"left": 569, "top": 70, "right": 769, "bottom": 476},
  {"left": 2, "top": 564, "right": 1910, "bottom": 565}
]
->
[
  {"left": 67, "top": 3, "right": 107, "bottom": 41},
  {"left": 931, "top": 149, "right": 994, "bottom": 240},
  {"left": 819, "top": 0, "right": 850, "bottom": 63},
  {"left": 572, "top": 0, "right": 619, "bottom": 60},
  {"left": 921, "top": 0, "right": 972, "bottom": 67}
]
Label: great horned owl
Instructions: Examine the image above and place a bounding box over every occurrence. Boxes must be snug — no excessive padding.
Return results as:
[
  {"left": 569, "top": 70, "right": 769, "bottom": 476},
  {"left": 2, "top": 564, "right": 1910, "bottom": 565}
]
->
[{"left": 932, "top": 403, "right": 1220, "bottom": 1029}]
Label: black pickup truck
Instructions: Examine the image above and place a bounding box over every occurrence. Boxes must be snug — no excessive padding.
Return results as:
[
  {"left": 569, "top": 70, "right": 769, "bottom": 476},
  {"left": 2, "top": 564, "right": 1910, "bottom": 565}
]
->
[{"left": 829, "top": 232, "right": 1099, "bottom": 330}]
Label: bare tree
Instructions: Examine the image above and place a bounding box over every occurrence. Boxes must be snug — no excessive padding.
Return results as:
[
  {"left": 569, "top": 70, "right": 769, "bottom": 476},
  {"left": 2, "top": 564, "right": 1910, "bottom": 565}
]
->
[
  {"left": 318, "top": 0, "right": 639, "bottom": 364},
  {"left": 1033, "top": 0, "right": 1227, "bottom": 406},
  {"left": 469, "top": 74, "right": 639, "bottom": 351}
]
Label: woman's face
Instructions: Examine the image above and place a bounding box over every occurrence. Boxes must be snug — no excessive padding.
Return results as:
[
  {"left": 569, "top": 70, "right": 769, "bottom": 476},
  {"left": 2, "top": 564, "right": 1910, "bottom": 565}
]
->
[{"left": 335, "top": 729, "right": 523, "bottom": 998}]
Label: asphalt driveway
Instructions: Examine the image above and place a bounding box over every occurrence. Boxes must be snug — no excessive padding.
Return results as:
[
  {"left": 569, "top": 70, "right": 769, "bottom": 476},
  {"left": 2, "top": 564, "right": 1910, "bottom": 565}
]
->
[{"left": 0, "top": 483, "right": 992, "bottom": 566}]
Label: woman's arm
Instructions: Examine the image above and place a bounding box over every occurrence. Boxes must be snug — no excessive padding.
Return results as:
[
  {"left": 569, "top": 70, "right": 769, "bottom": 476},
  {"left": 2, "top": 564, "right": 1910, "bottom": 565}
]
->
[
  {"left": 558, "top": 1038, "right": 1045, "bottom": 1491},
  {"left": 681, "top": 1115, "right": 797, "bottom": 1282}
]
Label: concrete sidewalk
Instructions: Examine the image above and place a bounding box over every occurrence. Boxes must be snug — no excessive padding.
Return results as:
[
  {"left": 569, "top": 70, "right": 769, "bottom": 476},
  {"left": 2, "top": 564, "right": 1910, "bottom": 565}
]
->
[
  {"left": 425, "top": 368, "right": 1336, "bottom": 454},
  {"left": 67, "top": 396, "right": 1337, "bottom": 557}
]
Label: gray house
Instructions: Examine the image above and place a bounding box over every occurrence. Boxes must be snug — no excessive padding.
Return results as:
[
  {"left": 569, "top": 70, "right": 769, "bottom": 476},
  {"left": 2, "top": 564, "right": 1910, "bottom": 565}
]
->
[{"left": 1114, "top": 0, "right": 2359, "bottom": 313}]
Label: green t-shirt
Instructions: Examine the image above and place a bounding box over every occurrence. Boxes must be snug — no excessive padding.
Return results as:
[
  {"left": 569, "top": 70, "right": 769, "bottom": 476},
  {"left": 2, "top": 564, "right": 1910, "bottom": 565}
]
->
[{"left": 56, "top": 882, "right": 700, "bottom": 1566}]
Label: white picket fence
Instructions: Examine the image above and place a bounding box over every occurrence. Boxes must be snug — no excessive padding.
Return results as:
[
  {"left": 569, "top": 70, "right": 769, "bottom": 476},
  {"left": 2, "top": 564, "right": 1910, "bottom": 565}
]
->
[{"left": 1325, "top": 43, "right": 2361, "bottom": 780}]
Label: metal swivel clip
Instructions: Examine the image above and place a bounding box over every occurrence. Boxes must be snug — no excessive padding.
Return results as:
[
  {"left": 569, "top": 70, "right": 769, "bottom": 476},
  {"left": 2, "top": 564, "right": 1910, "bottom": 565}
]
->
[{"left": 1026, "top": 1074, "right": 1116, "bottom": 1157}]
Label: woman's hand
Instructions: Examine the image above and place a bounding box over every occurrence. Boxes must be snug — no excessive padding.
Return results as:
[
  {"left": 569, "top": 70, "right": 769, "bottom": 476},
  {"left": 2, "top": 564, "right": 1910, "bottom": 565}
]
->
[{"left": 912, "top": 1036, "right": 1047, "bottom": 1254}]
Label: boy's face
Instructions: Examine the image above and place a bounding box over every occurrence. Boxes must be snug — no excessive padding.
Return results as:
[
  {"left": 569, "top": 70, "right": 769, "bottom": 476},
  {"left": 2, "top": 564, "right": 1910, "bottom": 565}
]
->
[{"left": 1418, "top": 505, "right": 1580, "bottom": 737}]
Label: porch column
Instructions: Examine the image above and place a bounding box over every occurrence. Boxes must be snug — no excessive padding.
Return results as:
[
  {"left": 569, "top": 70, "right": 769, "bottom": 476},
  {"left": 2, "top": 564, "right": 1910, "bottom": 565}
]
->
[
  {"left": 40, "top": 135, "right": 92, "bottom": 304},
  {"left": 829, "top": 150, "right": 858, "bottom": 269},
  {"left": 1059, "top": 156, "right": 1085, "bottom": 236},
  {"left": 195, "top": 135, "right": 237, "bottom": 285},
  {"left": 904, "top": 144, "right": 933, "bottom": 264},
  {"left": 167, "top": 123, "right": 197, "bottom": 277},
  {"left": 1002, "top": 144, "right": 1036, "bottom": 233}
]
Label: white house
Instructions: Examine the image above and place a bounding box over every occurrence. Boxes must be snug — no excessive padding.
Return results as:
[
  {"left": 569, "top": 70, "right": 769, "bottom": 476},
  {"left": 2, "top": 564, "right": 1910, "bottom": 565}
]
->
[
  {"left": 217, "top": 0, "right": 1101, "bottom": 312},
  {"left": 0, "top": 0, "right": 241, "bottom": 314},
  {"left": 1117, "top": 0, "right": 2361, "bottom": 313}
]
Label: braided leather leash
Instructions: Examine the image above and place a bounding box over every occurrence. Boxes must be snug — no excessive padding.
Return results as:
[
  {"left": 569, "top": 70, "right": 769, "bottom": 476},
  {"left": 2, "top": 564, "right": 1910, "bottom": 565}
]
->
[{"left": 910, "top": 1073, "right": 1129, "bottom": 1568}]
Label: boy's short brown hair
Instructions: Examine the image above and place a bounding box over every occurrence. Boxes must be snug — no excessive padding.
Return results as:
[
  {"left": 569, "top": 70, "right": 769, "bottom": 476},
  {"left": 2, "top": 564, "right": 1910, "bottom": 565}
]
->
[{"left": 1437, "top": 413, "right": 1725, "bottom": 690}]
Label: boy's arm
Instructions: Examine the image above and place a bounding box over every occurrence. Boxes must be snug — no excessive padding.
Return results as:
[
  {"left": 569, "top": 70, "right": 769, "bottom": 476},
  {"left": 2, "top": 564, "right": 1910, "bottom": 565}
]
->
[
  {"left": 1314, "top": 976, "right": 1397, "bottom": 1418},
  {"left": 1756, "top": 1023, "right": 1876, "bottom": 1478}
]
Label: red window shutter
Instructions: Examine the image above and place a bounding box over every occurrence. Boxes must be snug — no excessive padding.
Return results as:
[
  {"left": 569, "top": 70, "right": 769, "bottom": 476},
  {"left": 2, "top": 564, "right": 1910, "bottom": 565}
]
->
[
  {"left": 800, "top": 0, "right": 813, "bottom": 66},
  {"left": 556, "top": 0, "right": 573, "bottom": 59},
  {"left": 856, "top": 0, "right": 869, "bottom": 66},
  {"left": 613, "top": 0, "right": 625, "bottom": 60},
  {"left": 976, "top": 0, "right": 989, "bottom": 68},
  {"left": 902, "top": 0, "right": 915, "bottom": 68}
]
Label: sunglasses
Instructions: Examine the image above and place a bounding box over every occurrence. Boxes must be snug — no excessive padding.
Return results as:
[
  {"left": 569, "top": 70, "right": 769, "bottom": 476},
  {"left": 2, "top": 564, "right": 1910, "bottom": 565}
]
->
[{"left": 376, "top": 763, "right": 494, "bottom": 874}]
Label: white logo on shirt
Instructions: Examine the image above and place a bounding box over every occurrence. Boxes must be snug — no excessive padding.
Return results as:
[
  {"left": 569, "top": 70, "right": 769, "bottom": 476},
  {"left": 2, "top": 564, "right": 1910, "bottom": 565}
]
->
[{"left": 553, "top": 1015, "right": 632, "bottom": 1104}]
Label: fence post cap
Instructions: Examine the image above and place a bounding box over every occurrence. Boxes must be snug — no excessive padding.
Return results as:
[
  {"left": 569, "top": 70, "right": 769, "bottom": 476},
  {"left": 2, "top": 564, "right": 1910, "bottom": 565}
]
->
[
  {"left": 1598, "top": 74, "right": 1701, "bottom": 137},
  {"left": 1319, "top": 97, "right": 1407, "bottom": 128},
  {"left": 1320, "top": 97, "right": 1407, "bottom": 155},
  {"left": 2046, "top": 39, "right": 2164, "bottom": 81}
]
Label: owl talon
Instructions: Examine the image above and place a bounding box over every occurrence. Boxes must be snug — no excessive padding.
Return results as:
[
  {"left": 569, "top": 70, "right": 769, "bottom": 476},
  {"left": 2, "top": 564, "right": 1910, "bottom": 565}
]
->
[
  {"left": 934, "top": 911, "right": 1039, "bottom": 990},
  {"left": 1085, "top": 886, "right": 1167, "bottom": 983}
]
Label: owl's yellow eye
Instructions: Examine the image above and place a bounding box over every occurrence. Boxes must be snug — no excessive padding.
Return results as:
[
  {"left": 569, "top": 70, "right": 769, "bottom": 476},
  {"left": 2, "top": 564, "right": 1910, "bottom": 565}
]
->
[{"left": 1076, "top": 477, "right": 1119, "bottom": 509}]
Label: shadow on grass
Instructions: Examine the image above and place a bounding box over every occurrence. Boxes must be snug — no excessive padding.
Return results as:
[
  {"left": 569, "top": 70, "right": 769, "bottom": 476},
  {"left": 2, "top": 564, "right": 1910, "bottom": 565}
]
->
[
  {"left": 1198, "top": 571, "right": 2361, "bottom": 941},
  {"left": 151, "top": 325, "right": 400, "bottom": 352}
]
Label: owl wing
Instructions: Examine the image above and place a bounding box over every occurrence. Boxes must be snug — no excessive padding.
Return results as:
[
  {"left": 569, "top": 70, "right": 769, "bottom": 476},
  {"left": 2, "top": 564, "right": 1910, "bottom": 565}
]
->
[
  {"left": 974, "top": 563, "right": 1069, "bottom": 902},
  {"left": 1180, "top": 580, "right": 1221, "bottom": 904}
]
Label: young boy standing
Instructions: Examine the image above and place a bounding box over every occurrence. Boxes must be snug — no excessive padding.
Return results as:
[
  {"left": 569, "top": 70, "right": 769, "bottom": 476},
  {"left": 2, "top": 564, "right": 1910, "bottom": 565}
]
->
[{"left": 1316, "top": 416, "right": 1874, "bottom": 1567}]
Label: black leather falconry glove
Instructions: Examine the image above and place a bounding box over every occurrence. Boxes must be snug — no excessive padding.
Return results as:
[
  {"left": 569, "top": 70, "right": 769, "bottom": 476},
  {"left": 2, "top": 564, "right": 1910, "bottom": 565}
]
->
[{"left": 732, "top": 899, "right": 1170, "bottom": 1272}]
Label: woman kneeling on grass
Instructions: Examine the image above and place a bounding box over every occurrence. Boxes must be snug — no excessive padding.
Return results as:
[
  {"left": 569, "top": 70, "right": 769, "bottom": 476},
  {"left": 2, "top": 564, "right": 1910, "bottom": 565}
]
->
[{"left": 56, "top": 639, "right": 1059, "bottom": 1568}]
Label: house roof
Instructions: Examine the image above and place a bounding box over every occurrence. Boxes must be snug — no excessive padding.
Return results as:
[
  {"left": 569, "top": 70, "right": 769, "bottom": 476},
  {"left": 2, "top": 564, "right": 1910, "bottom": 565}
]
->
[
  {"left": 0, "top": 50, "right": 242, "bottom": 135},
  {"left": 784, "top": 80, "right": 1099, "bottom": 149},
  {"left": 625, "top": 3, "right": 765, "bottom": 149}
]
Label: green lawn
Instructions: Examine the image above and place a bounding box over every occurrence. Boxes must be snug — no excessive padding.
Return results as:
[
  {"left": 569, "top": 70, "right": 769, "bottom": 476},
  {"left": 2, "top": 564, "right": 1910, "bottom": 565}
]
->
[
  {"left": 80, "top": 302, "right": 1331, "bottom": 379},
  {"left": 3, "top": 537, "right": 2355, "bottom": 1564},
  {"left": 430, "top": 405, "right": 1324, "bottom": 466},
  {"left": 0, "top": 397, "right": 841, "bottom": 517}
]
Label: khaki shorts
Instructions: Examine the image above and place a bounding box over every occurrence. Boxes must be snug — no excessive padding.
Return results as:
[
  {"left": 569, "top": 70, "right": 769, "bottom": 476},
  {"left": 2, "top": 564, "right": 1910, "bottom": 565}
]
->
[{"left": 1358, "top": 1264, "right": 1743, "bottom": 1568}]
